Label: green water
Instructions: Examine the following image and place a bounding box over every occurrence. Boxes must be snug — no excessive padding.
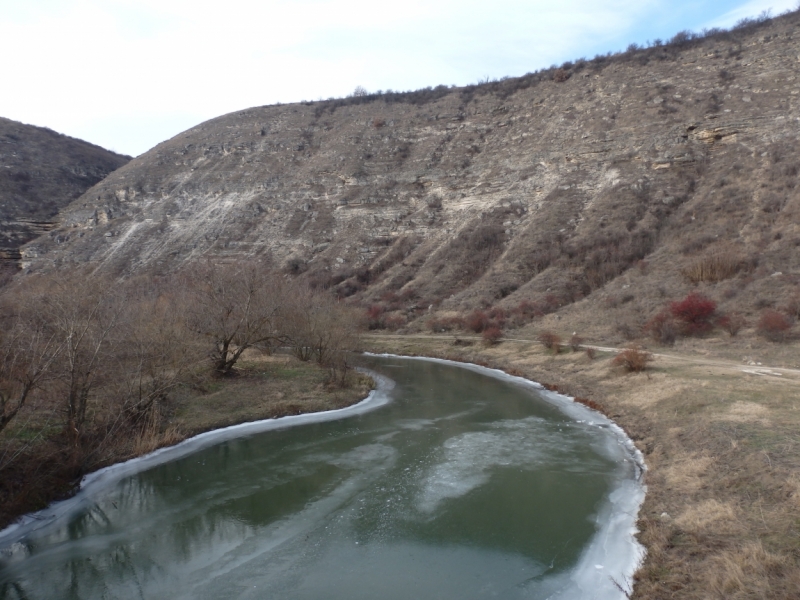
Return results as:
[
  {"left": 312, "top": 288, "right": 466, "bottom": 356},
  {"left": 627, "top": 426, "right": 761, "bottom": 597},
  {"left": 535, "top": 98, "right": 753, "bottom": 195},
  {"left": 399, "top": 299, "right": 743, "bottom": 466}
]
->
[{"left": 0, "top": 356, "right": 641, "bottom": 599}]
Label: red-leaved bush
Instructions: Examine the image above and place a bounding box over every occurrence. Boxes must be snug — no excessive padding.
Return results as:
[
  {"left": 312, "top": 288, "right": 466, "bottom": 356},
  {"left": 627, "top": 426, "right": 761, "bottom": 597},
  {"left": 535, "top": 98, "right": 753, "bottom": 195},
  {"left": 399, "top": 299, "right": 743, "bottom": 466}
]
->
[
  {"left": 756, "top": 309, "right": 793, "bottom": 342},
  {"left": 669, "top": 292, "right": 717, "bottom": 335}
]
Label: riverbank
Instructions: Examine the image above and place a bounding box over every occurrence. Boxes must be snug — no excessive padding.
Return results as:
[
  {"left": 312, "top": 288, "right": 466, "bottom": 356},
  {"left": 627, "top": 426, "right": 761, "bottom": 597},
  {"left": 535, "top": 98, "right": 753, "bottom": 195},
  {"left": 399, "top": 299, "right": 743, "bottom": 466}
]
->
[
  {"left": 0, "top": 352, "right": 374, "bottom": 530},
  {"left": 360, "top": 333, "right": 800, "bottom": 599}
]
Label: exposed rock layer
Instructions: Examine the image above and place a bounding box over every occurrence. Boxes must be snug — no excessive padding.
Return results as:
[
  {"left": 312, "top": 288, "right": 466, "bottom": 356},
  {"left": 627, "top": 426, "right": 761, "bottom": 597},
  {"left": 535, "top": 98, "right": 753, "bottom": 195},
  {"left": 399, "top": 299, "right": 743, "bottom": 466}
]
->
[
  {"left": 0, "top": 118, "right": 129, "bottom": 262},
  {"left": 22, "top": 12, "right": 800, "bottom": 321}
]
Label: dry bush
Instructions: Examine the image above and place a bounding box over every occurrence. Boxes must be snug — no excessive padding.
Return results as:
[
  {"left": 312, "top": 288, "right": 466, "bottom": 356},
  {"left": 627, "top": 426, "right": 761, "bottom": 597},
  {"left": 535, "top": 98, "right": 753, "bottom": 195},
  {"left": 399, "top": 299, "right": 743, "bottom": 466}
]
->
[
  {"left": 614, "top": 321, "right": 639, "bottom": 341},
  {"left": 552, "top": 68, "right": 571, "bottom": 82},
  {"left": 784, "top": 293, "right": 800, "bottom": 319},
  {"left": 538, "top": 331, "right": 562, "bottom": 353},
  {"left": 465, "top": 310, "right": 490, "bottom": 333},
  {"left": 427, "top": 315, "right": 463, "bottom": 332},
  {"left": 585, "top": 347, "right": 596, "bottom": 360},
  {"left": 365, "top": 304, "right": 385, "bottom": 329},
  {"left": 644, "top": 310, "right": 677, "bottom": 345},
  {"left": 683, "top": 249, "right": 746, "bottom": 283},
  {"left": 569, "top": 334, "right": 584, "bottom": 351},
  {"left": 611, "top": 345, "right": 653, "bottom": 373},
  {"left": 482, "top": 327, "right": 503, "bottom": 346},
  {"left": 757, "top": 309, "right": 793, "bottom": 342},
  {"left": 382, "top": 314, "right": 406, "bottom": 331},
  {"left": 717, "top": 313, "right": 746, "bottom": 337}
]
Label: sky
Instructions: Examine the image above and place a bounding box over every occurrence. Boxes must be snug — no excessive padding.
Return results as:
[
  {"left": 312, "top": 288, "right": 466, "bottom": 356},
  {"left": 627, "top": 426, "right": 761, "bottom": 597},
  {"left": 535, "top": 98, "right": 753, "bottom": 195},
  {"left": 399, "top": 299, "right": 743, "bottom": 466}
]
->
[{"left": 1, "top": 0, "right": 796, "bottom": 157}]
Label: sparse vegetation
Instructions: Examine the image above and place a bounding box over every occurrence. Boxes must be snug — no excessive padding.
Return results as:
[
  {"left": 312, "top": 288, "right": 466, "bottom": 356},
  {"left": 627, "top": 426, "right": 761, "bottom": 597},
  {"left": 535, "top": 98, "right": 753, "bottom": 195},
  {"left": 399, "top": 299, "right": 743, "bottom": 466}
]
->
[
  {"left": 538, "top": 331, "right": 562, "bottom": 353},
  {"left": 757, "top": 309, "right": 793, "bottom": 342},
  {"left": 611, "top": 345, "right": 653, "bottom": 372}
]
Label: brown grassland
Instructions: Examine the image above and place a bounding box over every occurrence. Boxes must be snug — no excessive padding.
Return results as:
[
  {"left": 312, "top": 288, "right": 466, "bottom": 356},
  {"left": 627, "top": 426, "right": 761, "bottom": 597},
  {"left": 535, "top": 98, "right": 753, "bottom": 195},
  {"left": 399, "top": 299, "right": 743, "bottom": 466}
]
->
[{"left": 359, "top": 330, "right": 800, "bottom": 599}]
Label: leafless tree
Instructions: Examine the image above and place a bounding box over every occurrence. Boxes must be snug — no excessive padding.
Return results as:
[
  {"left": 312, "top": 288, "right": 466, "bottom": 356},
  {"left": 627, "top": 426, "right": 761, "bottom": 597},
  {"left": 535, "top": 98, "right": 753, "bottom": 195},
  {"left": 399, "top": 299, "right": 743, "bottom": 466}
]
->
[
  {"left": 0, "top": 307, "right": 63, "bottom": 435},
  {"left": 111, "top": 277, "right": 204, "bottom": 428},
  {"left": 181, "top": 259, "right": 290, "bottom": 376},
  {"left": 284, "top": 284, "right": 358, "bottom": 371}
]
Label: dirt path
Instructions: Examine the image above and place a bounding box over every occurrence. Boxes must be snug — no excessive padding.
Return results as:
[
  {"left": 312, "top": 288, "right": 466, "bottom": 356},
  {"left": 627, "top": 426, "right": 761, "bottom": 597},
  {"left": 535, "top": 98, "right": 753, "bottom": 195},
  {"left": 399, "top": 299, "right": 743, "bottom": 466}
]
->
[{"left": 368, "top": 332, "right": 800, "bottom": 381}]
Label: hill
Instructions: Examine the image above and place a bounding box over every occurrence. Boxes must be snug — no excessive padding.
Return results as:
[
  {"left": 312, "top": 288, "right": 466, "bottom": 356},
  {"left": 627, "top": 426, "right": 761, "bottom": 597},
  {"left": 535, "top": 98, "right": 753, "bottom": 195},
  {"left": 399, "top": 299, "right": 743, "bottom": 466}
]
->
[
  {"left": 19, "top": 11, "right": 800, "bottom": 336},
  {"left": 0, "top": 117, "right": 129, "bottom": 275}
]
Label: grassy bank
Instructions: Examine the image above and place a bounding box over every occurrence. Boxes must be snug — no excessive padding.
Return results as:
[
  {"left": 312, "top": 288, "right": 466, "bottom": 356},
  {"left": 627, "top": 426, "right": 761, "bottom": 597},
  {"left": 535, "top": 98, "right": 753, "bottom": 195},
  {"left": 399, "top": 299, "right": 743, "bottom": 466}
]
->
[
  {"left": 360, "top": 332, "right": 800, "bottom": 599},
  {"left": 0, "top": 353, "right": 373, "bottom": 530}
]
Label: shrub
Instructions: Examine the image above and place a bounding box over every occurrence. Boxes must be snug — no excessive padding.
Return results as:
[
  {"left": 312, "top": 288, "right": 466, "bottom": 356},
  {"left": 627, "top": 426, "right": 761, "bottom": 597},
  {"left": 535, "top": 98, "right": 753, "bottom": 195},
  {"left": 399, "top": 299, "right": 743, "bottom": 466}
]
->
[
  {"left": 482, "top": 327, "right": 503, "bottom": 345},
  {"left": 611, "top": 346, "right": 653, "bottom": 373},
  {"left": 570, "top": 334, "right": 584, "bottom": 351},
  {"left": 585, "top": 347, "right": 596, "bottom": 360},
  {"left": 670, "top": 293, "right": 717, "bottom": 335},
  {"left": 366, "top": 304, "right": 384, "bottom": 329},
  {"left": 465, "top": 310, "right": 489, "bottom": 333},
  {"left": 682, "top": 251, "right": 745, "bottom": 283},
  {"left": 615, "top": 322, "right": 639, "bottom": 341},
  {"left": 717, "top": 313, "right": 746, "bottom": 337},
  {"left": 552, "top": 68, "right": 570, "bottom": 82},
  {"left": 756, "top": 310, "right": 792, "bottom": 342},
  {"left": 382, "top": 314, "right": 406, "bottom": 331},
  {"left": 644, "top": 310, "right": 677, "bottom": 345},
  {"left": 427, "top": 316, "right": 463, "bottom": 332},
  {"left": 538, "top": 331, "right": 562, "bottom": 353}
]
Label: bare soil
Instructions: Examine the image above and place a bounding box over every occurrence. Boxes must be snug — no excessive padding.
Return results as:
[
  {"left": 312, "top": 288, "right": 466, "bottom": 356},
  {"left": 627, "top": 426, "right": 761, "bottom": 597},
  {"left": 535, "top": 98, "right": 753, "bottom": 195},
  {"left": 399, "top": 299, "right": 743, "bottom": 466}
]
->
[{"left": 360, "top": 332, "right": 800, "bottom": 599}]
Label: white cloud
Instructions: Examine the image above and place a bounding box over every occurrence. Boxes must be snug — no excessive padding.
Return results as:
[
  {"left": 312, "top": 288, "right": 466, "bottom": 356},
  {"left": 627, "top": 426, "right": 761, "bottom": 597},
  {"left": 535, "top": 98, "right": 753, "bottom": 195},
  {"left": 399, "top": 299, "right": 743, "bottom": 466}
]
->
[{"left": 706, "top": 0, "right": 797, "bottom": 28}]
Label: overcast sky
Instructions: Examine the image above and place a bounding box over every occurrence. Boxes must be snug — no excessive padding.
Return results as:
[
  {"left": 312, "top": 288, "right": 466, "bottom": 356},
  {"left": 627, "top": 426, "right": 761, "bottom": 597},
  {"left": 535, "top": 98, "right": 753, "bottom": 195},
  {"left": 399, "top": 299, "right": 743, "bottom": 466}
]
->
[{"left": 1, "top": 0, "right": 796, "bottom": 157}]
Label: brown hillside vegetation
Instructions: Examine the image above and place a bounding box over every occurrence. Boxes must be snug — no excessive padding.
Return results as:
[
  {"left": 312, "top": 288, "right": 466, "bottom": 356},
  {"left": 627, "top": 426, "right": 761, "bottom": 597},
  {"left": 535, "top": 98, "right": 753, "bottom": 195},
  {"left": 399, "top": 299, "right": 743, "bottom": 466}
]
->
[
  {"left": 19, "top": 10, "right": 800, "bottom": 342},
  {"left": 0, "top": 118, "right": 129, "bottom": 268}
]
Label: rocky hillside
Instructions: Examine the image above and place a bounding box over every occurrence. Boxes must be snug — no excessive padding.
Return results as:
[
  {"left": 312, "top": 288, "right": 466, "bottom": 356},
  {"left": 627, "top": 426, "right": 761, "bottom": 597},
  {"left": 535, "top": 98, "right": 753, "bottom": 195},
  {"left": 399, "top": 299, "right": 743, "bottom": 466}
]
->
[
  {"left": 21, "top": 11, "right": 800, "bottom": 333},
  {"left": 0, "top": 118, "right": 129, "bottom": 267}
]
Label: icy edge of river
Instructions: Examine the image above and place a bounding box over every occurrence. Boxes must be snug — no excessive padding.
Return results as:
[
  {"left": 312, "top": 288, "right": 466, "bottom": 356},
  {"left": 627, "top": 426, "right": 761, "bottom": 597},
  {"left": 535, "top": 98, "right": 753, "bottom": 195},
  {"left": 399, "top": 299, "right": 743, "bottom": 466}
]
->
[
  {"left": 0, "top": 369, "right": 394, "bottom": 548},
  {"left": 365, "top": 353, "right": 647, "bottom": 600}
]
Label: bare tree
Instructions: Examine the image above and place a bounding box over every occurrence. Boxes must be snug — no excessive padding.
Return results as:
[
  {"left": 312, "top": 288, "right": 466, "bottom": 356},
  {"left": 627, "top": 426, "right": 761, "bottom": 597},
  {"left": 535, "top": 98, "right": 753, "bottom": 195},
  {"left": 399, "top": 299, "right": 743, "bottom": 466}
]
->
[
  {"left": 111, "top": 277, "right": 204, "bottom": 428},
  {"left": 182, "top": 259, "right": 290, "bottom": 376},
  {"left": 284, "top": 284, "right": 357, "bottom": 369},
  {"left": 37, "top": 272, "right": 122, "bottom": 443},
  {"left": 0, "top": 309, "right": 63, "bottom": 435}
]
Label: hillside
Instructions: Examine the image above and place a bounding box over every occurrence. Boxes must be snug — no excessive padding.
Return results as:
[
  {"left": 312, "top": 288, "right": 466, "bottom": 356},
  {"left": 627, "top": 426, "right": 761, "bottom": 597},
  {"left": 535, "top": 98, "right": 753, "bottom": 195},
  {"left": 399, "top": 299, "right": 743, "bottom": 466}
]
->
[
  {"left": 0, "top": 117, "right": 129, "bottom": 269},
  {"left": 20, "top": 11, "right": 800, "bottom": 334}
]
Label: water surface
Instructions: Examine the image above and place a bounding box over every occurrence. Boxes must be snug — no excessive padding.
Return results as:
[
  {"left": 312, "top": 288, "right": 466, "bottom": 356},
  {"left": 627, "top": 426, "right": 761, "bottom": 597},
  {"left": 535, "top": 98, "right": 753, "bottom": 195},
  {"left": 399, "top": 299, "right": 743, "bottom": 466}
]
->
[{"left": 0, "top": 356, "right": 643, "bottom": 599}]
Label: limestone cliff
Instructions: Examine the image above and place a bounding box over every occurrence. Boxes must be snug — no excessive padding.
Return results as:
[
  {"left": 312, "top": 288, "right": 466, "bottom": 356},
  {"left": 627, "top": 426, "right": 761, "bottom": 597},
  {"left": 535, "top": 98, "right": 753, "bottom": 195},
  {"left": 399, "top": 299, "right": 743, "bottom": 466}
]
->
[{"left": 21, "top": 12, "right": 800, "bottom": 325}]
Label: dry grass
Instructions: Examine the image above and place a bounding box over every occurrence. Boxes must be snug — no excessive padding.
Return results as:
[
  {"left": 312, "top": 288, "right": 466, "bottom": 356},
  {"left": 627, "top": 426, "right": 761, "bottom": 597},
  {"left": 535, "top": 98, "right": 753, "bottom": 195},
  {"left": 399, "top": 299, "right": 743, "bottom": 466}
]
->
[
  {"left": 674, "top": 499, "right": 738, "bottom": 533},
  {"left": 683, "top": 249, "right": 746, "bottom": 283},
  {"left": 708, "top": 542, "right": 793, "bottom": 599}
]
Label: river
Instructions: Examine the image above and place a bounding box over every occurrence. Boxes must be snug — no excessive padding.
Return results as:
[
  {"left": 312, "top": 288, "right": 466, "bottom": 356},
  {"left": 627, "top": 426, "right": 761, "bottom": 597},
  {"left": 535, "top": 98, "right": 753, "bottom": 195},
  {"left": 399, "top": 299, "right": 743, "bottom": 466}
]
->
[{"left": 0, "top": 355, "right": 644, "bottom": 599}]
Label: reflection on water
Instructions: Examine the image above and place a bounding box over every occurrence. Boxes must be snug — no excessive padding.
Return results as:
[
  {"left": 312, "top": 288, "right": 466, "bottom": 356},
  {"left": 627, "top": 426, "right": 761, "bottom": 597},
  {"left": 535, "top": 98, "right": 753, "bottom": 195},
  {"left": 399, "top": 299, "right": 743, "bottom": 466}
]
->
[{"left": 0, "top": 357, "right": 639, "bottom": 599}]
